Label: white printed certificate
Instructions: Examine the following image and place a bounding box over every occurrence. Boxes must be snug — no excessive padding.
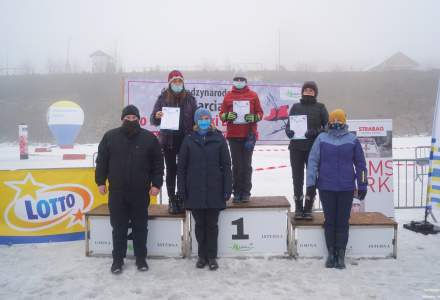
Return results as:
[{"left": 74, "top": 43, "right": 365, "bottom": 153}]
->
[
  {"left": 289, "top": 115, "right": 307, "bottom": 139},
  {"left": 160, "top": 107, "right": 180, "bottom": 130},
  {"left": 233, "top": 100, "right": 250, "bottom": 124}
]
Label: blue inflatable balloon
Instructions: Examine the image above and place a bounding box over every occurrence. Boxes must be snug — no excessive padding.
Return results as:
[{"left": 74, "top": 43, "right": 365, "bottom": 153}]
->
[{"left": 47, "top": 101, "right": 84, "bottom": 147}]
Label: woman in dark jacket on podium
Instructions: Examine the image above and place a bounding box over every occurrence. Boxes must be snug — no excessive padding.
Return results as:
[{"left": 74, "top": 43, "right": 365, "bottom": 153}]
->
[
  {"left": 285, "top": 81, "right": 328, "bottom": 220},
  {"left": 306, "top": 109, "right": 368, "bottom": 269},
  {"left": 150, "top": 70, "right": 197, "bottom": 214},
  {"left": 177, "top": 107, "right": 232, "bottom": 270}
]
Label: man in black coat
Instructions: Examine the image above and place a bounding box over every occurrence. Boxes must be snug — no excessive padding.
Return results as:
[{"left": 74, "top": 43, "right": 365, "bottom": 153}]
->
[
  {"left": 285, "top": 81, "right": 329, "bottom": 220},
  {"left": 95, "top": 104, "right": 164, "bottom": 274},
  {"left": 177, "top": 107, "right": 232, "bottom": 270}
]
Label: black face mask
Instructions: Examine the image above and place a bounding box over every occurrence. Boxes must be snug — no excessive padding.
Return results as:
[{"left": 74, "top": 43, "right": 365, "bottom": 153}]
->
[
  {"left": 302, "top": 95, "right": 316, "bottom": 103},
  {"left": 122, "top": 120, "right": 140, "bottom": 137}
]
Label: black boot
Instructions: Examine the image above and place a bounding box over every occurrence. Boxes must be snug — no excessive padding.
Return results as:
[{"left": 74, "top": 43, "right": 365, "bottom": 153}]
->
[
  {"left": 232, "top": 194, "right": 242, "bottom": 204},
  {"left": 175, "top": 195, "right": 184, "bottom": 214},
  {"left": 208, "top": 258, "right": 219, "bottom": 271},
  {"left": 196, "top": 257, "right": 207, "bottom": 269},
  {"left": 168, "top": 195, "right": 178, "bottom": 214},
  {"left": 294, "top": 195, "right": 304, "bottom": 220},
  {"left": 241, "top": 194, "right": 250, "bottom": 203},
  {"left": 110, "top": 258, "right": 124, "bottom": 274},
  {"left": 303, "top": 195, "right": 315, "bottom": 220},
  {"left": 136, "top": 257, "right": 149, "bottom": 271},
  {"left": 335, "top": 248, "right": 346, "bottom": 269},
  {"left": 325, "top": 247, "right": 336, "bottom": 268}
]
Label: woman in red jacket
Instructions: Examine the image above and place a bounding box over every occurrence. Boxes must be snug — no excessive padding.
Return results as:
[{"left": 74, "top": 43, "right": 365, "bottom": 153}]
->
[{"left": 219, "top": 73, "right": 264, "bottom": 203}]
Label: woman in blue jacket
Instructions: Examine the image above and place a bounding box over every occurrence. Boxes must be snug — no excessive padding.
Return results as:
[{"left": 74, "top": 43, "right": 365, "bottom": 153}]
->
[
  {"left": 306, "top": 109, "right": 368, "bottom": 269},
  {"left": 177, "top": 108, "right": 232, "bottom": 270}
]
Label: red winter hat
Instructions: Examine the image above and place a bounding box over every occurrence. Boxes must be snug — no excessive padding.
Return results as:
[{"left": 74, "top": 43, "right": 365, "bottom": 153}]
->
[{"left": 168, "top": 70, "right": 184, "bottom": 84}]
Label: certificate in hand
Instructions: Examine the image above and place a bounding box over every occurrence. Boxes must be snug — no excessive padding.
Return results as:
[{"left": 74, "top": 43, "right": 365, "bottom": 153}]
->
[
  {"left": 161, "top": 107, "right": 180, "bottom": 130},
  {"left": 233, "top": 100, "right": 250, "bottom": 124},
  {"left": 289, "top": 115, "right": 307, "bottom": 139}
]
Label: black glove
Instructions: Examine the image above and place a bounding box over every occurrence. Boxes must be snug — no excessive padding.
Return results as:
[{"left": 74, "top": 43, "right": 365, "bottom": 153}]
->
[
  {"left": 285, "top": 128, "right": 295, "bottom": 139},
  {"left": 306, "top": 186, "right": 316, "bottom": 199},
  {"left": 305, "top": 129, "right": 319, "bottom": 139},
  {"left": 357, "top": 189, "right": 367, "bottom": 201}
]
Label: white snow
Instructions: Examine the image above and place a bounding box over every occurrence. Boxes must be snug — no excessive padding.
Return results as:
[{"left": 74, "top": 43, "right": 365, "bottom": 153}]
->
[
  {"left": 1, "top": 137, "right": 439, "bottom": 300},
  {"left": 0, "top": 209, "right": 439, "bottom": 300}
]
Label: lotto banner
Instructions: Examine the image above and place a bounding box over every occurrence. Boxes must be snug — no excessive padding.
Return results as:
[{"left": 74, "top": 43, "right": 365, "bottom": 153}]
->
[
  {"left": 0, "top": 168, "right": 107, "bottom": 244},
  {"left": 347, "top": 119, "right": 395, "bottom": 218},
  {"left": 124, "top": 78, "right": 303, "bottom": 144}
]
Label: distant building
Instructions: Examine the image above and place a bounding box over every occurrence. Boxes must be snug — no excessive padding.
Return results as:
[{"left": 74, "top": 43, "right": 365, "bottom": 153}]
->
[
  {"left": 90, "top": 50, "right": 116, "bottom": 73},
  {"left": 368, "top": 52, "right": 419, "bottom": 71}
]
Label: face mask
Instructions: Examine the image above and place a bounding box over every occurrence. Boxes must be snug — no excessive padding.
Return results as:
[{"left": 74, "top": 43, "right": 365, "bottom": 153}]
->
[
  {"left": 122, "top": 120, "right": 140, "bottom": 136},
  {"left": 328, "top": 122, "right": 344, "bottom": 130},
  {"left": 233, "top": 81, "right": 246, "bottom": 90},
  {"left": 197, "top": 119, "right": 211, "bottom": 131},
  {"left": 171, "top": 83, "right": 184, "bottom": 93},
  {"left": 302, "top": 95, "right": 316, "bottom": 102}
]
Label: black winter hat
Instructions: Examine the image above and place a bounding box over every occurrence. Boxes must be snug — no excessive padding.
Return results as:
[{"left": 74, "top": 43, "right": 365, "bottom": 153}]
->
[
  {"left": 121, "top": 105, "right": 140, "bottom": 120},
  {"left": 301, "top": 81, "right": 318, "bottom": 97}
]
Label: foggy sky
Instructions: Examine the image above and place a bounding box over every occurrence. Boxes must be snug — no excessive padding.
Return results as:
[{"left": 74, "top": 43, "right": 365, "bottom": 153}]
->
[{"left": 1, "top": 0, "right": 439, "bottom": 73}]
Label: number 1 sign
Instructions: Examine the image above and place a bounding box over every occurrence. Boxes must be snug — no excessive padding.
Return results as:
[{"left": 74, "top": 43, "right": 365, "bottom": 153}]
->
[{"left": 191, "top": 208, "right": 289, "bottom": 257}]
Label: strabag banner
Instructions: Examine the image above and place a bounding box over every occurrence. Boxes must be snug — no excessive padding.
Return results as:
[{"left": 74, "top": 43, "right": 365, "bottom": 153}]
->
[
  {"left": 0, "top": 168, "right": 107, "bottom": 244},
  {"left": 123, "top": 79, "right": 302, "bottom": 144},
  {"left": 347, "top": 119, "right": 395, "bottom": 218}
]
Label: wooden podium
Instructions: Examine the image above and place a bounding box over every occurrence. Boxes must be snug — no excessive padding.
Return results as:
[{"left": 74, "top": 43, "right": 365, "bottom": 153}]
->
[
  {"left": 190, "top": 196, "right": 292, "bottom": 257},
  {"left": 290, "top": 212, "right": 398, "bottom": 258},
  {"left": 85, "top": 204, "right": 188, "bottom": 258}
]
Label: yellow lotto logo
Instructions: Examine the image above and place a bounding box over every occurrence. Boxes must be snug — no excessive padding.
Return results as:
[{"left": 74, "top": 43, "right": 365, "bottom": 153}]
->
[
  {"left": 0, "top": 168, "right": 107, "bottom": 242},
  {"left": 4, "top": 173, "right": 92, "bottom": 232}
]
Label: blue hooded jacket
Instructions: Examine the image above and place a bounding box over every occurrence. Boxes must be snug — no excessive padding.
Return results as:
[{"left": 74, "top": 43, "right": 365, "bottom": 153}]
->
[{"left": 306, "top": 125, "right": 368, "bottom": 191}]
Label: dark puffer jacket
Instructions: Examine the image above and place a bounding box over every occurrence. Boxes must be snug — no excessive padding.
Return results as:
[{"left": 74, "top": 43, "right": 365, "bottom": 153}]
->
[
  {"left": 150, "top": 89, "right": 197, "bottom": 149},
  {"left": 177, "top": 130, "right": 232, "bottom": 210},
  {"left": 285, "top": 97, "right": 329, "bottom": 151}
]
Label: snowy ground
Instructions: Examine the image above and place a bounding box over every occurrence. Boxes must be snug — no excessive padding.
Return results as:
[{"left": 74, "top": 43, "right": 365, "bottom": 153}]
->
[
  {"left": 1, "top": 136, "right": 439, "bottom": 299},
  {"left": 0, "top": 209, "right": 439, "bottom": 300}
]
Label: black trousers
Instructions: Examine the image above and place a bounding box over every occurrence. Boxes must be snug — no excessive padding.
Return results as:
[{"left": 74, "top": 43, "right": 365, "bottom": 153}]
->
[
  {"left": 164, "top": 147, "right": 180, "bottom": 197},
  {"left": 289, "top": 148, "right": 310, "bottom": 198},
  {"left": 192, "top": 209, "right": 220, "bottom": 259},
  {"left": 108, "top": 190, "right": 149, "bottom": 260},
  {"left": 319, "top": 190, "right": 354, "bottom": 250},
  {"left": 228, "top": 138, "right": 253, "bottom": 197}
]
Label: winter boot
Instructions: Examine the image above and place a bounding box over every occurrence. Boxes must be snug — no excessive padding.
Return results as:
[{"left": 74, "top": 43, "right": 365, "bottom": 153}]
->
[
  {"left": 232, "top": 194, "right": 242, "bottom": 204},
  {"left": 168, "top": 195, "right": 179, "bottom": 214},
  {"left": 294, "top": 195, "right": 304, "bottom": 220},
  {"left": 325, "top": 247, "right": 336, "bottom": 268},
  {"left": 335, "top": 248, "right": 346, "bottom": 269},
  {"left": 136, "top": 257, "right": 149, "bottom": 271},
  {"left": 208, "top": 258, "right": 219, "bottom": 271},
  {"left": 303, "top": 195, "right": 315, "bottom": 220},
  {"left": 110, "top": 258, "right": 124, "bottom": 274},
  {"left": 241, "top": 194, "right": 250, "bottom": 203},
  {"left": 175, "top": 195, "right": 185, "bottom": 214},
  {"left": 196, "top": 257, "right": 207, "bottom": 269}
]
